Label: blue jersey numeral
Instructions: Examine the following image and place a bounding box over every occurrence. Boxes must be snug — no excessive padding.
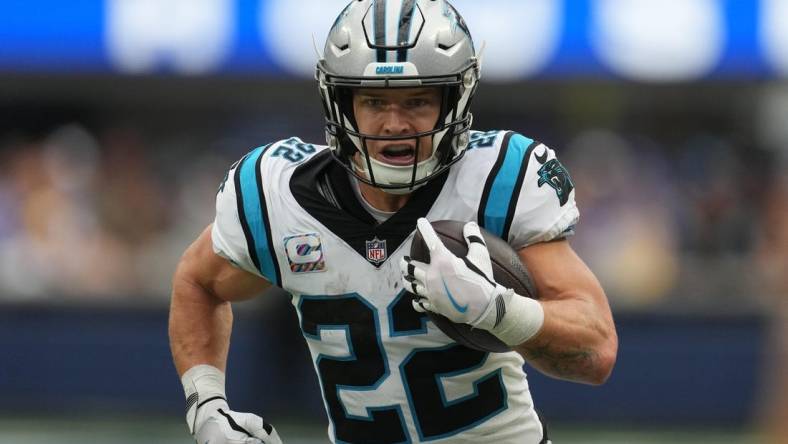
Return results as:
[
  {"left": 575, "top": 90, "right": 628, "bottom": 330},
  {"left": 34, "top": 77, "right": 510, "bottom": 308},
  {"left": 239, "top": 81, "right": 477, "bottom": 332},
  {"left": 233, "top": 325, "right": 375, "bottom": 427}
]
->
[
  {"left": 299, "top": 292, "right": 507, "bottom": 443},
  {"left": 272, "top": 138, "right": 316, "bottom": 163},
  {"left": 467, "top": 131, "right": 500, "bottom": 151}
]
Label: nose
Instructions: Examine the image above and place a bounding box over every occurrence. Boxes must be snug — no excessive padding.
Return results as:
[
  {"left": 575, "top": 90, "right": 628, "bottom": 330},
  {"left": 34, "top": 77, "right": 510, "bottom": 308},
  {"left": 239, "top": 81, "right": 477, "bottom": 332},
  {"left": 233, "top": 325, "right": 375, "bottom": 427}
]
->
[{"left": 381, "top": 106, "right": 413, "bottom": 136}]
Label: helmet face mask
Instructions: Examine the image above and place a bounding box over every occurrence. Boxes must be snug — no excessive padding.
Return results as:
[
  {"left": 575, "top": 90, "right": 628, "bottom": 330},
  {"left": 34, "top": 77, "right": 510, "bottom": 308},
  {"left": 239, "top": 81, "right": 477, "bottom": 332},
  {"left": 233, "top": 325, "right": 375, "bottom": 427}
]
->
[{"left": 317, "top": 0, "right": 480, "bottom": 193}]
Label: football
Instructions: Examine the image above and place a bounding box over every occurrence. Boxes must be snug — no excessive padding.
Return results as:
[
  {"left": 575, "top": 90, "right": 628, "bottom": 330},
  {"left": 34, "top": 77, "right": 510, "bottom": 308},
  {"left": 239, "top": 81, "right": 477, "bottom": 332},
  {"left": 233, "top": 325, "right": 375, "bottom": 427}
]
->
[{"left": 409, "top": 220, "right": 538, "bottom": 353}]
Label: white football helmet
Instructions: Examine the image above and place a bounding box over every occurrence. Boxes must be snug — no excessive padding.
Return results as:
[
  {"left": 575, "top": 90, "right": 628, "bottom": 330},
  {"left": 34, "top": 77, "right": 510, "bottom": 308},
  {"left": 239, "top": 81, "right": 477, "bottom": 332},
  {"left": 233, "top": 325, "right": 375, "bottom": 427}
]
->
[{"left": 317, "top": 0, "right": 480, "bottom": 194}]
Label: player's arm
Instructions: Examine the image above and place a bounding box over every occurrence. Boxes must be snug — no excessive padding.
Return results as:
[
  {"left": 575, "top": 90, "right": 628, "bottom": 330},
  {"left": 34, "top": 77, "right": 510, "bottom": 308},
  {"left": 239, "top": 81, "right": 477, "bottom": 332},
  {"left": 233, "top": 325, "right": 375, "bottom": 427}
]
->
[
  {"left": 403, "top": 219, "right": 616, "bottom": 386},
  {"left": 513, "top": 239, "right": 617, "bottom": 385},
  {"left": 169, "top": 223, "right": 270, "bottom": 376},
  {"left": 169, "top": 224, "right": 282, "bottom": 443}
]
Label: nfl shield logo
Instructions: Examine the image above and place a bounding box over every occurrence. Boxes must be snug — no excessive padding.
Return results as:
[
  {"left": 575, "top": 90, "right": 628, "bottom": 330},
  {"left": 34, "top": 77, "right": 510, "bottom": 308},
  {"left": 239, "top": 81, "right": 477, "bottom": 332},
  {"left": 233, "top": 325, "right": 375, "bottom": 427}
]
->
[{"left": 366, "top": 237, "right": 387, "bottom": 265}]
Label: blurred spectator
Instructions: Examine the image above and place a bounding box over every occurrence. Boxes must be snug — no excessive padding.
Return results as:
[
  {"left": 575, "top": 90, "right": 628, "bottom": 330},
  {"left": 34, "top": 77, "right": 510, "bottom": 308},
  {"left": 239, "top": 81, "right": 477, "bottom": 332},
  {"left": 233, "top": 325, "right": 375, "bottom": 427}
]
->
[
  {"left": 0, "top": 124, "right": 233, "bottom": 302},
  {"left": 565, "top": 129, "right": 681, "bottom": 309}
]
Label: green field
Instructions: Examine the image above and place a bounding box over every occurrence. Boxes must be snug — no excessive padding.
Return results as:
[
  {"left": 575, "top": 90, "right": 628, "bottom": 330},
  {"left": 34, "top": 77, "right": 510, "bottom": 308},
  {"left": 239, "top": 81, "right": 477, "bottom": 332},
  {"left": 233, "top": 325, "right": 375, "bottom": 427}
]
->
[{"left": 0, "top": 416, "right": 763, "bottom": 444}]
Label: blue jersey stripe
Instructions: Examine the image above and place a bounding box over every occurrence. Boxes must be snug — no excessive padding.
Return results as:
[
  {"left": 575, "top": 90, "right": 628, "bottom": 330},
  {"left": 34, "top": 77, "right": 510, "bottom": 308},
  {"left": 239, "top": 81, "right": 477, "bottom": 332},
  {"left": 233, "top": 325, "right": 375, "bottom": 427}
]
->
[
  {"left": 483, "top": 134, "right": 534, "bottom": 238},
  {"left": 238, "top": 145, "right": 278, "bottom": 283}
]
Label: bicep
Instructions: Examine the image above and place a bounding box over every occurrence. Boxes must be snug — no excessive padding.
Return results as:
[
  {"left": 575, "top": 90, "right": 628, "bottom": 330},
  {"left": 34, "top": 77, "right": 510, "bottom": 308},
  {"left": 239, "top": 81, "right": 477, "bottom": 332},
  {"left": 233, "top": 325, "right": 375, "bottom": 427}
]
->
[
  {"left": 517, "top": 239, "right": 607, "bottom": 307},
  {"left": 175, "top": 224, "right": 272, "bottom": 302}
]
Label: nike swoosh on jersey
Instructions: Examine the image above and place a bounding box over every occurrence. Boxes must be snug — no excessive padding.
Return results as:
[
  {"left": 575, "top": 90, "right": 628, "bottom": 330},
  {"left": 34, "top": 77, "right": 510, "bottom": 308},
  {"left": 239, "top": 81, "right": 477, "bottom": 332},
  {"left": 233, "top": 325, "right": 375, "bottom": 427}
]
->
[
  {"left": 442, "top": 279, "right": 469, "bottom": 313},
  {"left": 535, "top": 149, "right": 548, "bottom": 165}
]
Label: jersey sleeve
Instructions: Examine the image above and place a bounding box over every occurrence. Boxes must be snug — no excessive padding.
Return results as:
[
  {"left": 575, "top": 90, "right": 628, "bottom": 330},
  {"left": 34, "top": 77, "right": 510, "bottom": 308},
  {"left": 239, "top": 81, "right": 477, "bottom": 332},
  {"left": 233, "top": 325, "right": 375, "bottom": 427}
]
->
[
  {"left": 477, "top": 133, "right": 579, "bottom": 250},
  {"left": 508, "top": 140, "right": 579, "bottom": 249},
  {"left": 211, "top": 145, "right": 281, "bottom": 284},
  {"left": 211, "top": 158, "right": 262, "bottom": 278}
]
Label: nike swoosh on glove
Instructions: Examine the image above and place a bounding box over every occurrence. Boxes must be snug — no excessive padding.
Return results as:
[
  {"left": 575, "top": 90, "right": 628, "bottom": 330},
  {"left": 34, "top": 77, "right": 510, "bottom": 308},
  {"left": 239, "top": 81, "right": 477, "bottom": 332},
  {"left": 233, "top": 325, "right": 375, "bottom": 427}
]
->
[
  {"left": 192, "top": 398, "right": 283, "bottom": 444},
  {"left": 183, "top": 365, "right": 282, "bottom": 444},
  {"left": 401, "top": 218, "right": 510, "bottom": 330}
]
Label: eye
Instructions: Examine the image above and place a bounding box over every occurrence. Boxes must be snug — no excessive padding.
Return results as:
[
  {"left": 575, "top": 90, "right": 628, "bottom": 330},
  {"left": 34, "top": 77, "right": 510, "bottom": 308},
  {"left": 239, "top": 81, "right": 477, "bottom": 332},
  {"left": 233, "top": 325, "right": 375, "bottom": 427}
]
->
[
  {"left": 364, "top": 98, "right": 385, "bottom": 108},
  {"left": 406, "top": 98, "right": 430, "bottom": 108}
]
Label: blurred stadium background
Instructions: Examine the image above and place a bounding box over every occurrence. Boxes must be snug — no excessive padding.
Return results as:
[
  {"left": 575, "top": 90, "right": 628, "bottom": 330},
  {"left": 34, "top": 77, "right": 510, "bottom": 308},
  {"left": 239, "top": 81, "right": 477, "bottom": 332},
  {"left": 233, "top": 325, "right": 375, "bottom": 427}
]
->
[{"left": 1, "top": 0, "right": 787, "bottom": 443}]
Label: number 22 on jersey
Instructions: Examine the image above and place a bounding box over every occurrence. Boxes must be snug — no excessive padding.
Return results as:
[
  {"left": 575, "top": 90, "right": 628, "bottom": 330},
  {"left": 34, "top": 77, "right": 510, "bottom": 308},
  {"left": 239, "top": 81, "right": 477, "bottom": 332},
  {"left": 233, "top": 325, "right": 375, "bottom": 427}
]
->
[{"left": 298, "top": 291, "right": 507, "bottom": 443}]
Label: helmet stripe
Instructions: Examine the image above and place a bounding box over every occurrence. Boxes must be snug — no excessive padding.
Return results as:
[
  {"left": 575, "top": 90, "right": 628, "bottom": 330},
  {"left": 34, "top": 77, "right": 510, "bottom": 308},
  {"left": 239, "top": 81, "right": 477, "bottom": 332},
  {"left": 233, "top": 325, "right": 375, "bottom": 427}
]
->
[
  {"left": 374, "top": 0, "right": 387, "bottom": 62},
  {"left": 397, "top": 0, "right": 417, "bottom": 62}
]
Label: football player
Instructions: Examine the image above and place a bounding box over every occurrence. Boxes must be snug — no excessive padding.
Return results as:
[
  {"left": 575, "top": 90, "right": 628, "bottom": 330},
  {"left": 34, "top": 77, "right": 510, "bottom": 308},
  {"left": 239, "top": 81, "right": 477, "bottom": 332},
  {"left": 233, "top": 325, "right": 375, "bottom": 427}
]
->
[{"left": 169, "top": 1, "right": 618, "bottom": 443}]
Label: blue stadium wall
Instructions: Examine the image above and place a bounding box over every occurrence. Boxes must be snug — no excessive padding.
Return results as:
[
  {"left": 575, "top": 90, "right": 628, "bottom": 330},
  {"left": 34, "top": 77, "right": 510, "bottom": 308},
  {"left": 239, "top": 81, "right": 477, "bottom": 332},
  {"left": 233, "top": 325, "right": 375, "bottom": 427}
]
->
[{"left": 0, "top": 295, "right": 767, "bottom": 425}]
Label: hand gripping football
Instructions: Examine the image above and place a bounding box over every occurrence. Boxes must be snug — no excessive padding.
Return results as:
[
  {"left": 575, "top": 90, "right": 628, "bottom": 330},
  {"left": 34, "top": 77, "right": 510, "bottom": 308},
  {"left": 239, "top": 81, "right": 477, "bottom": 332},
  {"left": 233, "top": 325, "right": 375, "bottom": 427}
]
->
[{"left": 409, "top": 220, "right": 538, "bottom": 352}]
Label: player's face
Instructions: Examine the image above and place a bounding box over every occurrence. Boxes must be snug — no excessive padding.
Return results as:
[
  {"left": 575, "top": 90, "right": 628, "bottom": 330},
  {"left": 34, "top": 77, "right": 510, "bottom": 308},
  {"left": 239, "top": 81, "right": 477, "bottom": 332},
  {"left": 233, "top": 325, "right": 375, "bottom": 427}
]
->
[{"left": 352, "top": 87, "right": 441, "bottom": 167}]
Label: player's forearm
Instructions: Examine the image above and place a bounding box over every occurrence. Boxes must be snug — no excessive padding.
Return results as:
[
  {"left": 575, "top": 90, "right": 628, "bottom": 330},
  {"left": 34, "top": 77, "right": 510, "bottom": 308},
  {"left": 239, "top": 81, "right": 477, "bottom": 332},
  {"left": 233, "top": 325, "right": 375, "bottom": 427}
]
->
[
  {"left": 169, "top": 275, "right": 234, "bottom": 377},
  {"left": 515, "top": 295, "right": 617, "bottom": 385}
]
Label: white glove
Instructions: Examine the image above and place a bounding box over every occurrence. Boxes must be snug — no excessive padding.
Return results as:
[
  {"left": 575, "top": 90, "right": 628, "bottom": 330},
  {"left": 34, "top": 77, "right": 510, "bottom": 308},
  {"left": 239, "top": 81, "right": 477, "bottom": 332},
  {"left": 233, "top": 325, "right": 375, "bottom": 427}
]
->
[
  {"left": 401, "top": 219, "right": 544, "bottom": 346},
  {"left": 402, "top": 219, "right": 505, "bottom": 328},
  {"left": 182, "top": 365, "right": 282, "bottom": 444}
]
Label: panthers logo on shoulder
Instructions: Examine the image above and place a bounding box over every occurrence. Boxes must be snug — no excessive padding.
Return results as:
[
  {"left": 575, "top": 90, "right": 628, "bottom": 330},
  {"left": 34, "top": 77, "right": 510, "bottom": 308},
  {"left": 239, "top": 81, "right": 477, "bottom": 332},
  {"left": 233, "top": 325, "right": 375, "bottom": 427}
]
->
[{"left": 535, "top": 151, "right": 574, "bottom": 207}]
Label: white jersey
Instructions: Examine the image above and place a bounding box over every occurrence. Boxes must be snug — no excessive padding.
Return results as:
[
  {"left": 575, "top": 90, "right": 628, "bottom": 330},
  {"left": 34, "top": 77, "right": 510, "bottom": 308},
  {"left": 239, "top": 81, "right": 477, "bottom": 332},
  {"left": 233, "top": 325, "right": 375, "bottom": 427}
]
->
[{"left": 212, "top": 130, "right": 579, "bottom": 444}]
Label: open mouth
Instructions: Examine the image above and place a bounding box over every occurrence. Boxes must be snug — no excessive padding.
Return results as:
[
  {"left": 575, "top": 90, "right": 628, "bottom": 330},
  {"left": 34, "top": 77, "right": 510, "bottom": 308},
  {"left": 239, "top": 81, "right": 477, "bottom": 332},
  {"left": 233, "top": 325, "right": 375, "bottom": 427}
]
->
[{"left": 379, "top": 144, "right": 417, "bottom": 166}]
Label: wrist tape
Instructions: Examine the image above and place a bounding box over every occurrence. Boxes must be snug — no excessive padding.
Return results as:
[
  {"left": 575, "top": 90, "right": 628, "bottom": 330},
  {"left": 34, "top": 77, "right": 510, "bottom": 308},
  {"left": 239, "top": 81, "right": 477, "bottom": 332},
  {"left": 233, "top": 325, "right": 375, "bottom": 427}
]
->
[
  {"left": 181, "top": 365, "right": 226, "bottom": 434},
  {"left": 489, "top": 289, "right": 545, "bottom": 347}
]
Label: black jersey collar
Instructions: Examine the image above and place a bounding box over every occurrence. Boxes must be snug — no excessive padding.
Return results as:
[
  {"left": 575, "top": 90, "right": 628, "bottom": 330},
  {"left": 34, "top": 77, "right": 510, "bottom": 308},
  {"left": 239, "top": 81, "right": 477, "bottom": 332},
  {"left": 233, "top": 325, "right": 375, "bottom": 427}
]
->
[{"left": 290, "top": 150, "right": 449, "bottom": 267}]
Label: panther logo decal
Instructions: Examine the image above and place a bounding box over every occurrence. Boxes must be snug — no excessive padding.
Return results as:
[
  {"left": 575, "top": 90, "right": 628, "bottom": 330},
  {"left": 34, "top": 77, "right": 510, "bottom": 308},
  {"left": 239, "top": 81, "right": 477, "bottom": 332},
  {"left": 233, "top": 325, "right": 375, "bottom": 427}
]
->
[
  {"left": 443, "top": 3, "right": 472, "bottom": 39},
  {"left": 536, "top": 153, "right": 574, "bottom": 207}
]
